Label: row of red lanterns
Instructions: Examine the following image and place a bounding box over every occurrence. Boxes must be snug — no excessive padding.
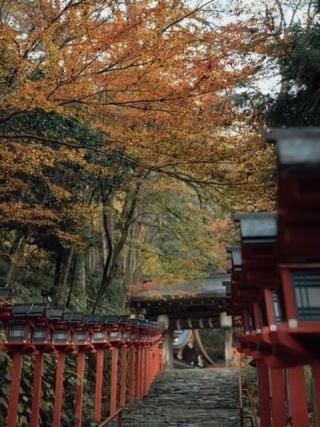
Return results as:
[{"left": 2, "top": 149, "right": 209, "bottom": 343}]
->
[
  {"left": 226, "top": 128, "right": 320, "bottom": 427},
  {"left": 0, "top": 292, "right": 164, "bottom": 427},
  {"left": 0, "top": 301, "right": 163, "bottom": 352}
]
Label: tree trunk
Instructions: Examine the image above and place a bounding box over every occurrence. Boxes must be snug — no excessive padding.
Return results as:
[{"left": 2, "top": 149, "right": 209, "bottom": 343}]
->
[
  {"left": 56, "top": 247, "right": 75, "bottom": 305},
  {"left": 52, "top": 252, "right": 63, "bottom": 301},
  {"left": 76, "top": 253, "right": 87, "bottom": 310},
  {"left": 92, "top": 178, "right": 142, "bottom": 312},
  {"left": 6, "top": 232, "right": 27, "bottom": 288},
  {"left": 100, "top": 212, "right": 108, "bottom": 265},
  {"left": 65, "top": 253, "right": 78, "bottom": 308}
]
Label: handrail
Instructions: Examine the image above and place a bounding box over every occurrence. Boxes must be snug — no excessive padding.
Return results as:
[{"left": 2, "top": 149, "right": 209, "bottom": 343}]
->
[
  {"left": 0, "top": 304, "right": 164, "bottom": 427},
  {"left": 238, "top": 354, "right": 257, "bottom": 427},
  {"left": 244, "top": 384, "right": 258, "bottom": 427},
  {"left": 98, "top": 408, "right": 123, "bottom": 427}
]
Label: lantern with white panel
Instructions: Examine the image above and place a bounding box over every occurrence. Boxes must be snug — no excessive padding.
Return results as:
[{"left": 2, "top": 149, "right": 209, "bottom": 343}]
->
[
  {"left": 233, "top": 213, "right": 279, "bottom": 338},
  {"left": 267, "top": 129, "right": 320, "bottom": 354},
  {"left": 50, "top": 309, "right": 73, "bottom": 352},
  {"left": 6, "top": 304, "right": 46, "bottom": 351},
  {"left": 119, "top": 315, "right": 131, "bottom": 344},
  {"left": 266, "top": 128, "right": 320, "bottom": 427},
  {"left": 101, "top": 315, "right": 122, "bottom": 346}
]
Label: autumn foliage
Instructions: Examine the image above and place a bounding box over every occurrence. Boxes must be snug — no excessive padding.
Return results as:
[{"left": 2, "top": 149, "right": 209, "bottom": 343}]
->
[{"left": 0, "top": 0, "right": 274, "bottom": 311}]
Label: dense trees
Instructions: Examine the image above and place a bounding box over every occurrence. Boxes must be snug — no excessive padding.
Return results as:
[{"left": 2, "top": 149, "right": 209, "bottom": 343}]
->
[
  {"left": 0, "top": 0, "right": 274, "bottom": 312},
  {"left": 265, "top": 3, "right": 320, "bottom": 126},
  {"left": 224, "top": 0, "right": 320, "bottom": 127}
]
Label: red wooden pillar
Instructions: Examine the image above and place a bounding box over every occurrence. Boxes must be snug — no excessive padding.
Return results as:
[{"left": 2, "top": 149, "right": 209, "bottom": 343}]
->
[
  {"left": 154, "top": 343, "right": 159, "bottom": 377},
  {"left": 256, "top": 359, "right": 272, "bottom": 427},
  {"left": 110, "top": 347, "right": 118, "bottom": 417},
  {"left": 149, "top": 346, "right": 152, "bottom": 390},
  {"left": 94, "top": 349, "right": 104, "bottom": 422},
  {"left": 287, "top": 366, "right": 310, "bottom": 427},
  {"left": 135, "top": 346, "right": 141, "bottom": 400},
  {"left": 269, "top": 368, "right": 286, "bottom": 427},
  {"left": 147, "top": 347, "right": 152, "bottom": 391},
  {"left": 158, "top": 342, "right": 163, "bottom": 371},
  {"left": 149, "top": 346, "right": 154, "bottom": 386},
  {"left": 30, "top": 352, "right": 44, "bottom": 427},
  {"left": 143, "top": 347, "right": 147, "bottom": 396},
  {"left": 53, "top": 352, "right": 66, "bottom": 427},
  {"left": 129, "top": 346, "right": 136, "bottom": 403},
  {"left": 6, "top": 352, "right": 23, "bottom": 427},
  {"left": 156, "top": 343, "right": 161, "bottom": 375},
  {"left": 312, "top": 362, "right": 320, "bottom": 427},
  {"left": 146, "top": 347, "right": 150, "bottom": 392},
  {"left": 120, "top": 346, "right": 127, "bottom": 407},
  {"left": 74, "top": 352, "right": 86, "bottom": 427},
  {"left": 139, "top": 346, "right": 144, "bottom": 399}
]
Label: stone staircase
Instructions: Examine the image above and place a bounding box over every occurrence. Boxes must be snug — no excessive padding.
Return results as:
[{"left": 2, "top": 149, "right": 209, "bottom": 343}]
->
[{"left": 114, "top": 368, "right": 239, "bottom": 427}]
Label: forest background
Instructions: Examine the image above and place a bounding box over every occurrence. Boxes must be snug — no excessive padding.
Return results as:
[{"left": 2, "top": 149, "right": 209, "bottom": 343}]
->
[
  {"left": 0, "top": 0, "right": 275, "bottom": 313},
  {"left": 1, "top": 0, "right": 320, "bottom": 424}
]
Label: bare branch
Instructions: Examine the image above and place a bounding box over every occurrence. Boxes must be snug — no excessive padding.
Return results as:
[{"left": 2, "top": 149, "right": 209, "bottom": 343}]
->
[{"left": 162, "top": 0, "right": 214, "bottom": 33}]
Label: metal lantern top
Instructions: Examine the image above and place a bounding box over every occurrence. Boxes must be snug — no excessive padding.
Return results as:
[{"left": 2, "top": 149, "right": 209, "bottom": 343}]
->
[
  {"left": 233, "top": 212, "right": 277, "bottom": 244},
  {"left": 63, "top": 312, "right": 83, "bottom": 324},
  {"left": 232, "top": 213, "right": 277, "bottom": 290},
  {"left": 267, "top": 128, "right": 320, "bottom": 167},
  {"left": 83, "top": 314, "right": 101, "bottom": 326},
  {"left": 267, "top": 129, "right": 320, "bottom": 258},
  {"left": 0, "top": 287, "right": 12, "bottom": 302},
  {"left": 12, "top": 303, "right": 46, "bottom": 319},
  {"left": 101, "top": 315, "right": 119, "bottom": 326},
  {"left": 46, "top": 308, "right": 64, "bottom": 321},
  {"left": 118, "top": 315, "right": 130, "bottom": 325}
]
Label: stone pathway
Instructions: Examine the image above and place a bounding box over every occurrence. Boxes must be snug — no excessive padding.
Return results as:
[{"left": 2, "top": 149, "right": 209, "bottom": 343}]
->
[{"left": 114, "top": 368, "right": 239, "bottom": 427}]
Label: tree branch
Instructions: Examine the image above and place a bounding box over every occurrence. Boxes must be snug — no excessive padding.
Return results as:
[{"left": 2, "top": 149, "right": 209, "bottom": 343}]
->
[{"left": 162, "top": 0, "right": 214, "bottom": 33}]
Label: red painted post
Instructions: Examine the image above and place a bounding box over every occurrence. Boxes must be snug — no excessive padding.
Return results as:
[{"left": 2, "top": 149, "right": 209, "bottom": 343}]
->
[
  {"left": 151, "top": 344, "right": 155, "bottom": 382},
  {"left": 256, "top": 360, "right": 272, "bottom": 427},
  {"left": 269, "top": 368, "right": 286, "bottom": 427},
  {"left": 264, "top": 289, "right": 276, "bottom": 327},
  {"left": 6, "top": 352, "right": 23, "bottom": 427},
  {"left": 139, "top": 346, "right": 144, "bottom": 399},
  {"left": 74, "top": 351, "right": 86, "bottom": 427},
  {"left": 287, "top": 366, "right": 310, "bottom": 427},
  {"left": 30, "top": 352, "right": 44, "bottom": 427},
  {"left": 53, "top": 352, "right": 66, "bottom": 427},
  {"left": 280, "top": 269, "right": 298, "bottom": 322},
  {"left": 253, "top": 303, "right": 262, "bottom": 332},
  {"left": 94, "top": 349, "right": 104, "bottom": 422},
  {"left": 120, "top": 346, "right": 127, "bottom": 407},
  {"left": 110, "top": 347, "right": 118, "bottom": 417},
  {"left": 158, "top": 342, "right": 163, "bottom": 371},
  {"left": 144, "top": 347, "right": 149, "bottom": 395},
  {"left": 148, "top": 347, "right": 151, "bottom": 391},
  {"left": 312, "top": 362, "right": 320, "bottom": 427},
  {"left": 149, "top": 347, "right": 153, "bottom": 387},
  {"left": 142, "top": 347, "right": 146, "bottom": 396},
  {"left": 154, "top": 343, "right": 158, "bottom": 379},
  {"left": 157, "top": 343, "right": 161, "bottom": 375},
  {"left": 135, "top": 346, "right": 141, "bottom": 400},
  {"left": 147, "top": 347, "right": 152, "bottom": 392},
  {"left": 129, "top": 346, "right": 136, "bottom": 403}
]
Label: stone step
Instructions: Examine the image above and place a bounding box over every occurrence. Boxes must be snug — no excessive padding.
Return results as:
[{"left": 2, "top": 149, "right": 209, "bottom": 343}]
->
[{"left": 110, "top": 368, "right": 239, "bottom": 427}]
